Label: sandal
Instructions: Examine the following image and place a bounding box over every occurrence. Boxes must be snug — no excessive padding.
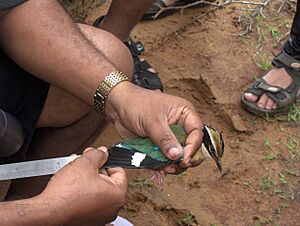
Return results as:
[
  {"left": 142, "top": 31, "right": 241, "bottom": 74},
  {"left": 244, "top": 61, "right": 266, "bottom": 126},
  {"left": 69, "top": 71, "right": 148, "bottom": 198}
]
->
[
  {"left": 93, "top": 16, "right": 163, "bottom": 91},
  {"left": 142, "top": 0, "right": 211, "bottom": 20},
  {"left": 241, "top": 50, "right": 300, "bottom": 116},
  {"left": 124, "top": 39, "right": 163, "bottom": 91}
]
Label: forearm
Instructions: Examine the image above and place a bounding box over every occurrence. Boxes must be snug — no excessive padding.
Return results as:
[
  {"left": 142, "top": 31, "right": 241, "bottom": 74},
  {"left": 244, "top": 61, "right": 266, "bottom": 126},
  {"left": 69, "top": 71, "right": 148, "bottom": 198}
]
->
[
  {"left": 0, "top": 195, "right": 66, "bottom": 226},
  {"left": 0, "top": 0, "right": 117, "bottom": 106}
]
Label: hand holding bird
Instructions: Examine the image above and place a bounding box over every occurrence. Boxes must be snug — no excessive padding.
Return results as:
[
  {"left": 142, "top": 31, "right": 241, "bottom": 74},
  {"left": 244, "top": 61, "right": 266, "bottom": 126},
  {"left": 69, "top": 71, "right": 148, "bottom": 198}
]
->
[{"left": 104, "top": 124, "right": 224, "bottom": 173}]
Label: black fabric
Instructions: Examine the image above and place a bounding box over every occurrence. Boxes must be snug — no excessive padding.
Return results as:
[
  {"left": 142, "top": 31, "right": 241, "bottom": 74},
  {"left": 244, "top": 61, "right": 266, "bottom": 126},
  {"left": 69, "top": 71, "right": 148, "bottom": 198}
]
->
[
  {"left": 0, "top": 50, "right": 49, "bottom": 163},
  {"left": 0, "top": 0, "right": 27, "bottom": 10},
  {"left": 283, "top": 0, "right": 300, "bottom": 59}
]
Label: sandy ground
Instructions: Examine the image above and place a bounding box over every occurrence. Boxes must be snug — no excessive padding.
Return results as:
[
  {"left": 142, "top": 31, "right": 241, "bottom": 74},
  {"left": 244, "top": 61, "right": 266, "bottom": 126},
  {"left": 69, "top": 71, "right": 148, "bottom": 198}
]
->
[{"left": 84, "top": 1, "right": 300, "bottom": 225}]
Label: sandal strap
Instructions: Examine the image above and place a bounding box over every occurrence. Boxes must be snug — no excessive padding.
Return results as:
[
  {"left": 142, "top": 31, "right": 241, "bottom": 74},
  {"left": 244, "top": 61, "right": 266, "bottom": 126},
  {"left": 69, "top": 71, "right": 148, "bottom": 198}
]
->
[
  {"left": 272, "top": 50, "right": 300, "bottom": 71},
  {"left": 264, "top": 90, "right": 294, "bottom": 107},
  {"left": 245, "top": 78, "right": 299, "bottom": 108},
  {"left": 245, "top": 78, "right": 281, "bottom": 97},
  {"left": 125, "top": 39, "right": 163, "bottom": 91},
  {"left": 253, "top": 79, "right": 281, "bottom": 93},
  {"left": 136, "top": 60, "right": 152, "bottom": 71},
  {"left": 124, "top": 39, "right": 145, "bottom": 57},
  {"left": 132, "top": 68, "right": 163, "bottom": 91}
]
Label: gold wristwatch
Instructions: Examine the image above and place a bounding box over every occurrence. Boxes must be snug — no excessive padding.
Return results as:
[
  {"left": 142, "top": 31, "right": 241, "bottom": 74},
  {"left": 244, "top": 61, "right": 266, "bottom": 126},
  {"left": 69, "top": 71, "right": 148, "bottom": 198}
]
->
[{"left": 93, "top": 71, "right": 129, "bottom": 113}]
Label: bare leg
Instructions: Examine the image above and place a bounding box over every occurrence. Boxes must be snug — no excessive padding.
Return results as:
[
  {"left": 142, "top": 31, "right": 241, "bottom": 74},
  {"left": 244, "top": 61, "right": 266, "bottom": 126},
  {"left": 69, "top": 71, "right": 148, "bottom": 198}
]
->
[{"left": 99, "top": 0, "right": 156, "bottom": 41}]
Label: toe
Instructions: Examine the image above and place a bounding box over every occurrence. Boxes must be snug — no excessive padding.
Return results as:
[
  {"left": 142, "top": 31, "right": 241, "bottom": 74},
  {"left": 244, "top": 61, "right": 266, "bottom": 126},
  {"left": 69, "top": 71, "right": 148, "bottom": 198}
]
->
[
  {"left": 257, "top": 94, "right": 268, "bottom": 109},
  {"left": 265, "top": 98, "right": 275, "bottom": 110},
  {"left": 272, "top": 102, "right": 278, "bottom": 109},
  {"left": 244, "top": 92, "right": 258, "bottom": 102}
]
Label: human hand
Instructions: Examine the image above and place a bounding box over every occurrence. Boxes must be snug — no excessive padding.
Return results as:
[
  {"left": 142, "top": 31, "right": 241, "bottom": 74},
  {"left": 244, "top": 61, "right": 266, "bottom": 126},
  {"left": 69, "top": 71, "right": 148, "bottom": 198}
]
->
[
  {"left": 40, "top": 147, "right": 128, "bottom": 226},
  {"left": 105, "top": 82, "right": 204, "bottom": 174}
]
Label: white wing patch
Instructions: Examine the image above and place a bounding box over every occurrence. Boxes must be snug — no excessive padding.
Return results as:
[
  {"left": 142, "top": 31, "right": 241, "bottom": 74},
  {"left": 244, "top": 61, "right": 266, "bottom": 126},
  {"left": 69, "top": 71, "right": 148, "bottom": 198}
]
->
[{"left": 131, "top": 152, "right": 147, "bottom": 167}]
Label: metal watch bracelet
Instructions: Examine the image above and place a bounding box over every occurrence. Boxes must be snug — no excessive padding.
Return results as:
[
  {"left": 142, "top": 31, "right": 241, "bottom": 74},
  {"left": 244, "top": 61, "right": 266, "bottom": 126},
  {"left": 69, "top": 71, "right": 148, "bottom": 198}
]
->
[{"left": 93, "top": 71, "right": 129, "bottom": 113}]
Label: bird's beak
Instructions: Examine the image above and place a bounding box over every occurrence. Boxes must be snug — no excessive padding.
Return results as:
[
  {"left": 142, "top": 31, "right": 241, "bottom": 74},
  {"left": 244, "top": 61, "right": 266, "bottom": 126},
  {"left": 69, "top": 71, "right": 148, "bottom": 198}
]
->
[{"left": 216, "top": 160, "right": 222, "bottom": 172}]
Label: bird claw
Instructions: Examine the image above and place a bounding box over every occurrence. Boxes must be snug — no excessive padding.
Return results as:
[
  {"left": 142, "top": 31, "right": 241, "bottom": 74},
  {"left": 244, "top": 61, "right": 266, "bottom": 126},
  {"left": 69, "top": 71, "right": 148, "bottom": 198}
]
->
[{"left": 148, "top": 170, "right": 165, "bottom": 191}]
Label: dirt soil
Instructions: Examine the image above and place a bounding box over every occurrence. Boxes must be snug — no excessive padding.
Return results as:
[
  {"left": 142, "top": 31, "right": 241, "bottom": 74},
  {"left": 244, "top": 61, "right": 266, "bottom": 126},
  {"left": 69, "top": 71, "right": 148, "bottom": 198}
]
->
[{"left": 80, "top": 1, "right": 299, "bottom": 225}]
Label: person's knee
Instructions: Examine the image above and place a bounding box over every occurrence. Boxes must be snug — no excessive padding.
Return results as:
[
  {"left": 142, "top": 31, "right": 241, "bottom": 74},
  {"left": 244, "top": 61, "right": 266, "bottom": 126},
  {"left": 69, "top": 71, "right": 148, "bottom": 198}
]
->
[
  {"left": 78, "top": 23, "right": 133, "bottom": 78},
  {"left": 37, "top": 86, "right": 92, "bottom": 128}
]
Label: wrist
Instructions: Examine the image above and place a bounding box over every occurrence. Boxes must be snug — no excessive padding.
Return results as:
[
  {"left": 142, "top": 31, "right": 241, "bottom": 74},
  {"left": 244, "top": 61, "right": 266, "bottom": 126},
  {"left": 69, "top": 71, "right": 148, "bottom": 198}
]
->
[
  {"left": 104, "top": 81, "right": 136, "bottom": 121},
  {"left": 36, "top": 194, "right": 72, "bottom": 225},
  {"left": 93, "top": 71, "right": 129, "bottom": 113}
]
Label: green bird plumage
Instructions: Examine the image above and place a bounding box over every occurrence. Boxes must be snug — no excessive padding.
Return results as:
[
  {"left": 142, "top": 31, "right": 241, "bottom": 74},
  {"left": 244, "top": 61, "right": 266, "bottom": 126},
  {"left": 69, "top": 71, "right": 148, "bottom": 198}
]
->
[
  {"left": 104, "top": 124, "right": 224, "bottom": 171},
  {"left": 118, "top": 125, "right": 186, "bottom": 163}
]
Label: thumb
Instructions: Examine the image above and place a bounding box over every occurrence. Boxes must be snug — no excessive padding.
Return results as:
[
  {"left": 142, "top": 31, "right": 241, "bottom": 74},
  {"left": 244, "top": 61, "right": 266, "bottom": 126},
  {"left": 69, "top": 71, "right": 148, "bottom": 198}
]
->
[
  {"left": 148, "top": 122, "right": 182, "bottom": 160},
  {"left": 82, "top": 146, "right": 108, "bottom": 169}
]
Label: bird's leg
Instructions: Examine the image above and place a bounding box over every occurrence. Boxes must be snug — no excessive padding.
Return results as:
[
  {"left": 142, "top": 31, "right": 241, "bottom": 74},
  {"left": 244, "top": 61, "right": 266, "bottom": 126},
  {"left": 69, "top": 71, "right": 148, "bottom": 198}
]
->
[{"left": 148, "top": 170, "right": 165, "bottom": 191}]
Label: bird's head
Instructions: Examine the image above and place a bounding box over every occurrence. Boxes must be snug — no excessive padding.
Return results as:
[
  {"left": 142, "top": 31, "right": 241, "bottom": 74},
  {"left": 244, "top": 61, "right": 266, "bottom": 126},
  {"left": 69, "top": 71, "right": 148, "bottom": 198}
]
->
[{"left": 201, "top": 125, "right": 224, "bottom": 172}]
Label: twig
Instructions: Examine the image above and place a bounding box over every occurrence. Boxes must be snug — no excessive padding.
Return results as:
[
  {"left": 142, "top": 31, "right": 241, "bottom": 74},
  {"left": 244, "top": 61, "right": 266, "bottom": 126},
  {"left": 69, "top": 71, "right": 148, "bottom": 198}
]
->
[
  {"left": 277, "top": 0, "right": 286, "bottom": 13},
  {"left": 150, "top": 0, "right": 272, "bottom": 49},
  {"left": 234, "top": 0, "right": 271, "bottom": 37},
  {"left": 273, "top": 31, "right": 290, "bottom": 48},
  {"left": 150, "top": 7, "right": 219, "bottom": 49},
  {"left": 153, "top": 0, "right": 271, "bottom": 19}
]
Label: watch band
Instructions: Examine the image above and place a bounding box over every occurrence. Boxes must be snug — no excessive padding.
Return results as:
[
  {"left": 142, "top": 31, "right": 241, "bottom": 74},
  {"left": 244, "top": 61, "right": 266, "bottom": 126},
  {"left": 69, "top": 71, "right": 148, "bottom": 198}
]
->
[{"left": 93, "top": 71, "right": 129, "bottom": 113}]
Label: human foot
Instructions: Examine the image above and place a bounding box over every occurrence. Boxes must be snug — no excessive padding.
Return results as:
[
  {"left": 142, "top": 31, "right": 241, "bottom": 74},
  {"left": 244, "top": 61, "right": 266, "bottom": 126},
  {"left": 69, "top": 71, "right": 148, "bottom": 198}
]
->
[
  {"left": 244, "top": 67, "right": 292, "bottom": 110},
  {"left": 241, "top": 51, "right": 300, "bottom": 116}
]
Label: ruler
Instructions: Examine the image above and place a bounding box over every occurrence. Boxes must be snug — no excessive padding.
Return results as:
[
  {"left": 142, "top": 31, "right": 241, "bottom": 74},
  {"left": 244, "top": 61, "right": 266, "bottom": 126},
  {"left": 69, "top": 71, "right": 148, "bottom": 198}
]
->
[{"left": 0, "top": 155, "right": 79, "bottom": 181}]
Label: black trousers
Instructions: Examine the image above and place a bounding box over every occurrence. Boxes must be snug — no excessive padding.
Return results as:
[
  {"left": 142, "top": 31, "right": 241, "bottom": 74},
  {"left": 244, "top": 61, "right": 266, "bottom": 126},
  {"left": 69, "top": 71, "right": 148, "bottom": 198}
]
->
[
  {"left": 0, "top": 51, "right": 49, "bottom": 163},
  {"left": 283, "top": 0, "right": 300, "bottom": 58}
]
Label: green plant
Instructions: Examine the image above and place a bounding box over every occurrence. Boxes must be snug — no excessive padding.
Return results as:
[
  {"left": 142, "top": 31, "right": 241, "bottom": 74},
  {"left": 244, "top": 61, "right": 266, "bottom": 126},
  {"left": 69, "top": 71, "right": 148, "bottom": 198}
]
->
[
  {"left": 177, "top": 171, "right": 187, "bottom": 178},
  {"left": 180, "top": 212, "right": 196, "bottom": 225},
  {"left": 264, "top": 137, "right": 271, "bottom": 148},
  {"left": 255, "top": 15, "right": 266, "bottom": 48},
  {"left": 129, "top": 178, "right": 153, "bottom": 188},
  {"left": 278, "top": 172, "right": 288, "bottom": 184},
  {"left": 253, "top": 52, "right": 272, "bottom": 71},
  {"left": 286, "top": 135, "right": 299, "bottom": 150},
  {"left": 254, "top": 220, "right": 261, "bottom": 226},
  {"left": 249, "top": 119, "right": 257, "bottom": 125},
  {"left": 243, "top": 179, "right": 251, "bottom": 188},
  {"left": 263, "top": 153, "right": 277, "bottom": 161},
  {"left": 260, "top": 176, "right": 275, "bottom": 190},
  {"left": 273, "top": 188, "right": 283, "bottom": 194},
  {"left": 286, "top": 135, "right": 300, "bottom": 161},
  {"left": 287, "top": 104, "right": 300, "bottom": 123},
  {"left": 269, "top": 26, "right": 281, "bottom": 41}
]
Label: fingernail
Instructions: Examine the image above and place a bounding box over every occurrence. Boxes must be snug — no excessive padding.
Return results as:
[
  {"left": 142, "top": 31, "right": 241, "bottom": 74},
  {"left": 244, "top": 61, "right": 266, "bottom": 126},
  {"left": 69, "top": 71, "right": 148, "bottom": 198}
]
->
[
  {"left": 97, "top": 146, "right": 108, "bottom": 154},
  {"left": 83, "top": 147, "right": 93, "bottom": 154},
  {"left": 168, "top": 147, "right": 181, "bottom": 160}
]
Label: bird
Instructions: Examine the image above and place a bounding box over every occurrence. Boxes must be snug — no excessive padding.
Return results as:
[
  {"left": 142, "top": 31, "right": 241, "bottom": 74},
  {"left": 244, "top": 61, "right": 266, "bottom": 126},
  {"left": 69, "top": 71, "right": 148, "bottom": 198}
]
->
[{"left": 104, "top": 124, "right": 224, "bottom": 172}]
